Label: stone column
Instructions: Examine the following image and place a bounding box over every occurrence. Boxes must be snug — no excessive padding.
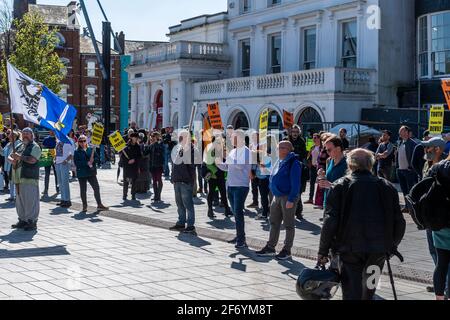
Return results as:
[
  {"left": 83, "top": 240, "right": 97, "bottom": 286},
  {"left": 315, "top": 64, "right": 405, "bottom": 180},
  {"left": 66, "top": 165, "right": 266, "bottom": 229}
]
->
[
  {"left": 143, "top": 82, "right": 151, "bottom": 129},
  {"left": 163, "top": 80, "right": 171, "bottom": 128},
  {"left": 130, "top": 84, "right": 138, "bottom": 123},
  {"left": 178, "top": 79, "right": 187, "bottom": 128}
]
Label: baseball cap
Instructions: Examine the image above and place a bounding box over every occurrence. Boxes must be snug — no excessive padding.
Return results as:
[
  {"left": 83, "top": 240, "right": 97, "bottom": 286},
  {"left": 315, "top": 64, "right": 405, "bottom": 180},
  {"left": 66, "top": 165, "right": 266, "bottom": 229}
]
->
[{"left": 421, "top": 137, "right": 446, "bottom": 149}]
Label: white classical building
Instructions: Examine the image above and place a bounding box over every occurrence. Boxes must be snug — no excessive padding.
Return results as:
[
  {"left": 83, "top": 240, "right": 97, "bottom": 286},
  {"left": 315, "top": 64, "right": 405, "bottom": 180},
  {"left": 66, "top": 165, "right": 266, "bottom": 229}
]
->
[{"left": 127, "top": 0, "right": 415, "bottom": 131}]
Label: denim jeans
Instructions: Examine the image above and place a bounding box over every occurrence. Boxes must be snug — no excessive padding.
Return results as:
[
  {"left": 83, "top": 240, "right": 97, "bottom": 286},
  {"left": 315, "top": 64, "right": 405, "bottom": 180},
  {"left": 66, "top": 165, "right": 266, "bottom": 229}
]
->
[
  {"left": 163, "top": 144, "right": 170, "bottom": 177},
  {"left": 174, "top": 182, "right": 195, "bottom": 228},
  {"left": 55, "top": 162, "right": 71, "bottom": 202},
  {"left": 228, "top": 186, "right": 250, "bottom": 245},
  {"left": 397, "top": 169, "right": 418, "bottom": 201}
]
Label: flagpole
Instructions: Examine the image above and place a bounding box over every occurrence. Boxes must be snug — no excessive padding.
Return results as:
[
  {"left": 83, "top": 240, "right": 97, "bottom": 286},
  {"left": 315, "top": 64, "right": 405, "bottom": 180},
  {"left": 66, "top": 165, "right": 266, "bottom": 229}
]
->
[{"left": 5, "top": 61, "right": 17, "bottom": 154}]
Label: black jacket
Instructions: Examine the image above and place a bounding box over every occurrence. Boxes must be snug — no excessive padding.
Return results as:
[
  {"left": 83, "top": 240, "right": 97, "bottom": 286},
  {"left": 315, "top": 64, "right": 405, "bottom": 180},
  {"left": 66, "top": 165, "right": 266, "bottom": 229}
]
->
[
  {"left": 121, "top": 143, "right": 142, "bottom": 179},
  {"left": 411, "top": 144, "right": 426, "bottom": 179},
  {"left": 396, "top": 138, "right": 417, "bottom": 170},
  {"left": 289, "top": 136, "right": 307, "bottom": 162},
  {"left": 171, "top": 144, "right": 196, "bottom": 185},
  {"left": 319, "top": 171, "right": 406, "bottom": 256}
]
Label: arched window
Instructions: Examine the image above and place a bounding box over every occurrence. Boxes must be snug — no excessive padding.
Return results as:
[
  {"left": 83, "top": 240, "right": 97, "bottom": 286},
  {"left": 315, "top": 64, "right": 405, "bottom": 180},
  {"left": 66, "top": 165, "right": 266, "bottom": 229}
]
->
[{"left": 55, "top": 32, "right": 66, "bottom": 49}]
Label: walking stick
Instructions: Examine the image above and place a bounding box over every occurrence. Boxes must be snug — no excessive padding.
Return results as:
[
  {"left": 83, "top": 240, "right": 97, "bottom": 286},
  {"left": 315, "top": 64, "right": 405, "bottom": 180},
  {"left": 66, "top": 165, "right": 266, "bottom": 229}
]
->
[{"left": 386, "top": 255, "right": 398, "bottom": 301}]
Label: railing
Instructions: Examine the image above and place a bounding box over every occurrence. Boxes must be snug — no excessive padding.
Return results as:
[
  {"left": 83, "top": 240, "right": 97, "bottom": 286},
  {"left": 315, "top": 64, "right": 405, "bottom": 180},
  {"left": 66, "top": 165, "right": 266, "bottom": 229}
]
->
[
  {"left": 131, "top": 41, "right": 229, "bottom": 65},
  {"left": 194, "top": 68, "right": 376, "bottom": 100}
]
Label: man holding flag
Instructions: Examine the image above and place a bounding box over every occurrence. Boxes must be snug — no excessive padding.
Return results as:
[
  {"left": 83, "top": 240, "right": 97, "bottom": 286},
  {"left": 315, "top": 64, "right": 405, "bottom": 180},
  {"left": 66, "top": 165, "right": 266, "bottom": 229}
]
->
[{"left": 6, "top": 62, "right": 77, "bottom": 229}]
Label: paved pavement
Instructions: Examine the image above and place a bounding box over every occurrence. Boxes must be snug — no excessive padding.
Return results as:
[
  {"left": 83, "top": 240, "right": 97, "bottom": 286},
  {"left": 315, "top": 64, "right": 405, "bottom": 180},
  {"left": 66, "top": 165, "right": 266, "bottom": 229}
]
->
[
  {"left": 0, "top": 165, "right": 435, "bottom": 300},
  {"left": 57, "top": 165, "right": 435, "bottom": 284}
]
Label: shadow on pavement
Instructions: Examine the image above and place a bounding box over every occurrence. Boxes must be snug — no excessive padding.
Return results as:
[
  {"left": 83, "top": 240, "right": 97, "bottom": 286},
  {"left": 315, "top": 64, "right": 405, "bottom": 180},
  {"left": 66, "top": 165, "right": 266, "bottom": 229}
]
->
[
  {"left": 278, "top": 259, "right": 307, "bottom": 279},
  {"left": 0, "top": 202, "right": 16, "bottom": 209},
  {"left": 50, "top": 207, "right": 72, "bottom": 215},
  {"left": 176, "top": 233, "right": 214, "bottom": 254},
  {"left": 295, "top": 219, "right": 322, "bottom": 235},
  {"left": 228, "top": 250, "right": 273, "bottom": 272},
  {"left": 0, "top": 229, "right": 38, "bottom": 243},
  {"left": 206, "top": 218, "right": 236, "bottom": 230},
  {"left": 111, "top": 200, "right": 144, "bottom": 209},
  {"left": 0, "top": 245, "right": 70, "bottom": 259},
  {"left": 72, "top": 212, "right": 103, "bottom": 223}
]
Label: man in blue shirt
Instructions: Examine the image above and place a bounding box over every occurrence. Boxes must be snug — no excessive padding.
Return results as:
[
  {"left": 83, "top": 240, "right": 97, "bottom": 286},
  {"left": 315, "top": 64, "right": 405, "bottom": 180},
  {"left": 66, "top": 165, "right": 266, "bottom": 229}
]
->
[
  {"left": 42, "top": 131, "right": 59, "bottom": 197},
  {"left": 444, "top": 133, "right": 450, "bottom": 155},
  {"left": 256, "top": 141, "right": 301, "bottom": 260}
]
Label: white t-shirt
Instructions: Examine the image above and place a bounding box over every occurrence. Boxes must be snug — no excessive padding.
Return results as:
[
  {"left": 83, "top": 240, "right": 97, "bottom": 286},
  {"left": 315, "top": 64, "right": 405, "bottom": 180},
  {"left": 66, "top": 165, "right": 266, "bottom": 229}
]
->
[
  {"left": 55, "top": 141, "right": 74, "bottom": 165},
  {"left": 217, "top": 146, "right": 252, "bottom": 188}
]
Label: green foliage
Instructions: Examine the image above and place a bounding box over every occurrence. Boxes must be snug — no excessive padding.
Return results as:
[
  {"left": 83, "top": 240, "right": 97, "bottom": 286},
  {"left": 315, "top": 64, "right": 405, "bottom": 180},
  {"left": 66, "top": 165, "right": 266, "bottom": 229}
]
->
[{"left": 1, "top": 11, "right": 64, "bottom": 94}]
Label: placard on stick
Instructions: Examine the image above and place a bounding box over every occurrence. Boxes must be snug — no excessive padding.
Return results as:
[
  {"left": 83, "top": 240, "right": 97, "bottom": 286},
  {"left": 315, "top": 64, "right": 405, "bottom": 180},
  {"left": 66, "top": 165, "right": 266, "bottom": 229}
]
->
[
  {"left": 207, "top": 102, "right": 223, "bottom": 129},
  {"left": 91, "top": 123, "right": 104, "bottom": 146}
]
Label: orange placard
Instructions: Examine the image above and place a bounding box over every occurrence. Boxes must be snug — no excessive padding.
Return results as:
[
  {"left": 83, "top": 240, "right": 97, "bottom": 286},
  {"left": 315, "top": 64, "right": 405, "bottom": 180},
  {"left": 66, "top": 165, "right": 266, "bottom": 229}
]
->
[
  {"left": 283, "top": 110, "right": 294, "bottom": 129},
  {"left": 441, "top": 79, "right": 450, "bottom": 110},
  {"left": 207, "top": 102, "right": 223, "bottom": 129}
]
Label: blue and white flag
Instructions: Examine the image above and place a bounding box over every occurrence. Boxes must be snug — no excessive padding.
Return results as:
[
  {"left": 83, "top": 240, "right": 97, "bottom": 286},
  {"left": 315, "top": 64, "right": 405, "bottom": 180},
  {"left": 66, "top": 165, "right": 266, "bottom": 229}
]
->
[{"left": 7, "top": 62, "right": 77, "bottom": 144}]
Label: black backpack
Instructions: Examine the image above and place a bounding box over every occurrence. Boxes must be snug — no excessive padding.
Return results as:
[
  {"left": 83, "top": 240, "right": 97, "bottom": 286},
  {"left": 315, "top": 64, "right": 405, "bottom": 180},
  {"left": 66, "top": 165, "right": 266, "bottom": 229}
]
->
[{"left": 406, "top": 162, "right": 450, "bottom": 231}]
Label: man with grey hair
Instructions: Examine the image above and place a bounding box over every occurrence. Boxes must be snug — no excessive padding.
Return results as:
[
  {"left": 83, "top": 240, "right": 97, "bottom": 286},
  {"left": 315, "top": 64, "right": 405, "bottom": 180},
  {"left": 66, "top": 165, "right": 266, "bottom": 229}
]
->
[
  {"left": 9, "top": 128, "right": 42, "bottom": 231},
  {"left": 317, "top": 148, "right": 406, "bottom": 300}
]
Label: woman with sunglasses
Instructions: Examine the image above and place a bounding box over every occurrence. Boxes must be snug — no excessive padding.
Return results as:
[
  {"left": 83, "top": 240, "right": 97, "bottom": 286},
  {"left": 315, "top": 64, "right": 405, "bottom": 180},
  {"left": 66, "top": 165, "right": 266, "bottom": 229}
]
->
[{"left": 73, "top": 135, "right": 109, "bottom": 213}]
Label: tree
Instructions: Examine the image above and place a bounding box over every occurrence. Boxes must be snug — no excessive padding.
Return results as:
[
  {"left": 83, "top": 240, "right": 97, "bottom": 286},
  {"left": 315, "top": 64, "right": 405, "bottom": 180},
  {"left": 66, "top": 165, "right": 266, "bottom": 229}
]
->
[{"left": 1, "top": 10, "right": 64, "bottom": 94}]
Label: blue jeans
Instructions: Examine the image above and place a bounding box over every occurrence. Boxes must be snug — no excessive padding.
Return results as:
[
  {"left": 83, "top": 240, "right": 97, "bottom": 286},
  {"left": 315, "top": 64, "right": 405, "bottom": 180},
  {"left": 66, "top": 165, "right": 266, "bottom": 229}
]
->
[
  {"left": 397, "top": 169, "right": 418, "bottom": 201},
  {"left": 174, "top": 182, "right": 195, "bottom": 228},
  {"left": 55, "top": 162, "right": 71, "bottom": 202},
  {"left": 163, "top": 144, "right": 170, "bottom": 177},
  {"left": 228, "top": 186, "right": 249, "bottom": 245}
]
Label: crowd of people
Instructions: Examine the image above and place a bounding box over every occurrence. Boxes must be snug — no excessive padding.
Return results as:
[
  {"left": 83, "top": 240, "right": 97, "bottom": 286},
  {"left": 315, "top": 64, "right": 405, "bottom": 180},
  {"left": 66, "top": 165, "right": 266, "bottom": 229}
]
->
[{"left": 0, "top": 120, "right": 449, "bottom": 300}]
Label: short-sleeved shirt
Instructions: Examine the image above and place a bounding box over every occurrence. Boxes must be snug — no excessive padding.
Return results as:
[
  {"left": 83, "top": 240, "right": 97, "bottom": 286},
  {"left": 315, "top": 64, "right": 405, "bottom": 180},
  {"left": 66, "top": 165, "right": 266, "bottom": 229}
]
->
[{"left": 12, "top": 142, "right": 42, "bottom": 186}]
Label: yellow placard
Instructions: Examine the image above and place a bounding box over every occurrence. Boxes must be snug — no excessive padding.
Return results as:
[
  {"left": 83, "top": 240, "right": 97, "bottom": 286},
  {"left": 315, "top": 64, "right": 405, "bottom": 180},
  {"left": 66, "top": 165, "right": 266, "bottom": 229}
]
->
[
  {"left": 260, "top": 110, "right": 269, "bottom": 131},
  {"left": 91, "top": 123, "right": 104, "bottom": 146},
  {"left": 0, "top": 114, "right": 3, "bottom": 132},
  {"left": 108, "top": 131, "right": 127, "bottom": 152},
  {"left": 429, "top": 105, "right": 445, "bottom": 135}
]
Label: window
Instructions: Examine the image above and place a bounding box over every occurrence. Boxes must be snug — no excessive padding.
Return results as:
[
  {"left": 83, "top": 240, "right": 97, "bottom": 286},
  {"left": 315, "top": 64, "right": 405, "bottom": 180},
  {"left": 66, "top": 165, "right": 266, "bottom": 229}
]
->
[
  {"left": 60, "top": 58, "right": 70, "bottom": 77},
  {"left": 59, "top": 85, "right": 68, "bottom": 102},
  {"left": 419, "top": 16, "right": 428, "bottom": 77},
  {"left": 303, "top": 27, "right": 316, "bottom": 70},
  {"left": 55, "top": 32, "right": 66, "bottom": 49},
  {"left": 269, "top": 34, "right": 282, "bottom": 74},
  {"left": 341, "top": 20, "right": 357, "bottom": 68},
  {"left": 87, "top": 86, "right": 96, "bottom": 106},
  {"left": 268, "top": 0, "right": 281, "bottom": 7},
  {"left": 87, "top": 61, "right": 96, "bottom": 77},
  {"left": 239, "top": 39, "right": 251, "bottom": 77},
  {"left": 431, "top": 12, "right": 450, "bottom": 76},
  {"left": 241, "top": 0, "right": 251, "bottom": 14},
  {"left": 110, "top": 86, "right": 114, "bottom": 106}
]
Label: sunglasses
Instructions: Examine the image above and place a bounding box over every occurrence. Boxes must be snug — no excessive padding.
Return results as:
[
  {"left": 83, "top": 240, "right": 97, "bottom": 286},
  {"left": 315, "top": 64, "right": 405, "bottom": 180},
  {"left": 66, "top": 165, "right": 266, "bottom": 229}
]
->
[{"left": 79, "top": 140, "right": 87, "bottom": 143}]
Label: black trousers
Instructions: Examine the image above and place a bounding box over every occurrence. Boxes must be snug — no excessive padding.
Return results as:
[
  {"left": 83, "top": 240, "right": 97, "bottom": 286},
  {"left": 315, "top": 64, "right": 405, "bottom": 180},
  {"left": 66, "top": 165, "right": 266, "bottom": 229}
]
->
[
  {"left": 251, "top": 178, "right": 260, "bottom": 204},
  {"left": 207, "top": 178, "right": 229, "bottom": 210},
  {"left": 434, "top": 248, "right": 450, "bottom": 297},
  {"left": 44, "top": 164, "right": 58, "bottom": 193},
  {"left": 123, "top": 178, "right": 137, "bottom": 197},
  {"left": 258, "top": 178, "right": 270, "bottom": 217},
  {"left": 3, "top": 169, "right": 9, "bottom": 189},
  {"left": 79, "top": 176, "right": 102, "bottom": 207},
  {"left": 340, "top": 252, "right": 386, "bottom": 300},
  {"left": 309, "top": 166, "right": 318, "bottom": 201}
]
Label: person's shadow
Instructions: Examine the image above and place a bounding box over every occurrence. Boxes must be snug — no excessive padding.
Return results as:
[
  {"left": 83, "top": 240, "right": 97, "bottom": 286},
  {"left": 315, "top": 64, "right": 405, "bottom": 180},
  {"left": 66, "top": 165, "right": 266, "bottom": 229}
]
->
[
  {"left": 0, "top": 230, "right": 38, "bottom": 244},
  {"left": 72, "top": 212, "right": 103, "bottom": 223},
  {"left": 50, "top": 207, "right": 72, "bottom": 216},
  {"left": 176, "top": 233, "right": 214, "bottom": 254},
  {"left": 295, "top": 219, "right": 322, "bottom": 236},
  {"left": 228, "top": 250, "right": 273, "bottom": 272}
]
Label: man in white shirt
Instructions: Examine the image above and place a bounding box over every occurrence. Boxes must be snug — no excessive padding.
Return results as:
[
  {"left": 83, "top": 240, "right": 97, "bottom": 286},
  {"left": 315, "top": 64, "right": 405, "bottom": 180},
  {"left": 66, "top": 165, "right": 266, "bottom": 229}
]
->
[
  {"left": 217, "top": 130, "right": 253, "bottom": 249},
  {"left": 55, "top": 139, "right": 74, "bottom": 208}
]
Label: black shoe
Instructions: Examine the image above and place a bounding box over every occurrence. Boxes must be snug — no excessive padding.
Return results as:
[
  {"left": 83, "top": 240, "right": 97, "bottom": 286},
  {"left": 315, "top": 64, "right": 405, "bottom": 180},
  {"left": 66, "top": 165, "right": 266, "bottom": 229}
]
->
[
  {"left": 169, "top": 224, "right": 185, "bottom": 232},
  {"left": 183, "top": 226, "right": 197, "bottom": 235},
  {"left": 227, "top": 237, "right": 237, "bottom": 244},
  {"left": 426, "top": 286, "right": 435, "bottom": 293},
  {"left": 235, "top": 242, "right": 248, "bottom": 249},
  {"left": 207, "top": 209, "right": 216, "bottom": 219},
  {"left": 11, "top": 220, "right": 27, "bottom": 229},
  {"left": 61, "top": 201, "right": 72, "bottom": 208},
  {"left": 247, "top": 203, "right": 259, "bottom": 208},
  {"left": 296, "top": 214, "right": 304, "bottom": 221},
  {"left": 131, "top": 195, "right": 136, "bottom": 201},
  {"left": 256, "top": 246, "right": 276, "bottom": 257},
  {"left": 123, "top": 196, "right": 128, "bottom": 201},
  {"left": 225, "top": 209, "right": 233, "bottom": 218},
  {"left": 23, "top": 220, "right": 37, "bottom": 232},
  {"left": 276, "top": 249, "right": 292, "bottom": 261}
]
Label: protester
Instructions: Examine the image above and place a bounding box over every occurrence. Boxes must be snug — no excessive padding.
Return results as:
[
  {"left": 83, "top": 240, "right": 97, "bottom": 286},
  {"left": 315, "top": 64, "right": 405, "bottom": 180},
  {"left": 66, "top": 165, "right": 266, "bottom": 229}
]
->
[
  {"left": 147, "top": 132, "right": 165, "bottom": 203},
  {"left": 9, "top": 128, "right": 42, "bottom": 231},
  {"left": 3, "top": 130, "right": 20, "bottom": 202},
  {"left": 55, "top": 139, "right": 73, "bottom": 208},
  {"left": 396, "top": 126, "right": 418, "bottom": 213},
  {"left": 217, "top": 129, "right": 253, "bottom": 249},
  {"left": 121, "top": 132, "right": 142, "bottom": 201},
  {"left": 252, "top": 139, "right": 272, "bottom": 220},
  {"left": 339, "top": 128, "right": 350, "bottom": 150},
  {"left": 203, "top": 135, "right": 232, "bottom": 219},
  {"left": 68, "top": 130, "right": 78, "bottom": 179},
  {"left": 318, "top": 136, "right": 348, "bottom": 220},
  {"left": 73, "top": 135, "right": 109, "bottom": 213},
  {"left": 256, "top": 141, "right": 301, "bottom": 260},
  {"left": 317, "top": 149, "right": 406, "bottom": 300},
  {"left": 375, "top": 130, "right": 395, "bottom": 180},
  {"left": 248, "top": 131, "right": 260, "bottom": 209},
  {"left": 41, "top": 131, "right": 59, "bottom": 197},
  {"left": 314, "top": 133, "right": 332, "bottom": 210},
  {"left": 444, "top": 133, "right": 450, "bottom": 154},
  {"left": 305, "top": 133, "right": 321, "bottom": 205},
  {"left": 135, "top": 132, "right": 150, "bottom": 194},
  {"left": 289, "top": 125, "right": 307, "bottom": 219},
  {"left": 364, "top": 136, "right": 379, "bottom": 154},
  {"left": 169, "top": 130, "right": 197, "bottom": 234}
]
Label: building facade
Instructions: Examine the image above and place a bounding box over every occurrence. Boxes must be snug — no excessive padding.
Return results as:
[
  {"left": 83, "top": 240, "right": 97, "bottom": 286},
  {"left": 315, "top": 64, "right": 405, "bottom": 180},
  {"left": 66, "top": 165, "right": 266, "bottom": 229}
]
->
[{"left": 111, "top": 1, "right": 417, "bottom": 131}]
